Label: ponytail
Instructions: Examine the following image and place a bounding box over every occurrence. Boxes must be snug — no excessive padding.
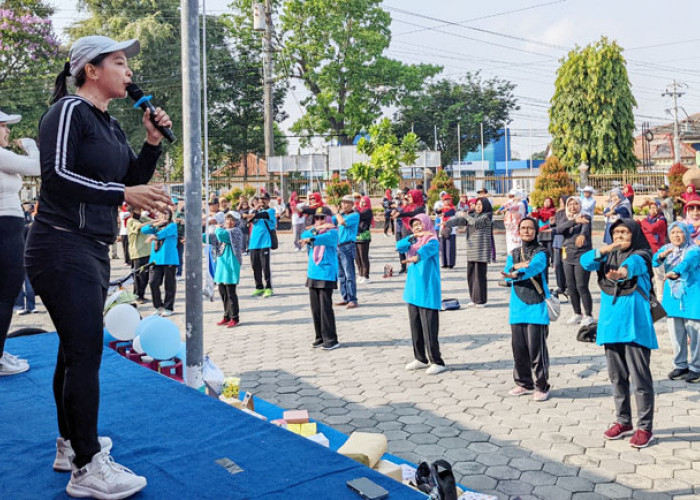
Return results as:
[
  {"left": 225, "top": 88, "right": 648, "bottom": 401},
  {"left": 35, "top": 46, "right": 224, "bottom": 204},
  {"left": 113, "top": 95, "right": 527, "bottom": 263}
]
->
[{"left": 50, "top": 61, "right": 71, "bottom": 105}]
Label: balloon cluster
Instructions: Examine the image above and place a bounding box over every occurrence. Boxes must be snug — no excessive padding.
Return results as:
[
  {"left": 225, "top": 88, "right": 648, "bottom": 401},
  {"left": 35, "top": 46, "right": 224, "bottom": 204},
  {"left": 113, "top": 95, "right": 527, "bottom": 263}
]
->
[{"left": 104, "top": 304, "right": 182, "bottom": 360}]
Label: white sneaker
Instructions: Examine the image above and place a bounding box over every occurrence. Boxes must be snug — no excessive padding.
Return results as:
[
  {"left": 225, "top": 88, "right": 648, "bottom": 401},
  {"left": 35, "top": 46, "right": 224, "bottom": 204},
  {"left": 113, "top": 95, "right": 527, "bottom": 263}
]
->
[
  {"left": 566, "top": 314, "right": 583, "bottom": 325},
  {"left": 580, "top": 315, "right": 595, "bottom": 327},
  {"left": 465, "top": 301, "right": 476, "bottom": 308},
  {"left": 405, "top": 360, "right": 429, "bottom": 371},
  {"left": 474, "top": 304, "right": 486, "bottom": 309},
  {"left": 426, "top": 364, "right": 447, "bottom": 375},
  {"left": 152, "top": 308, "right": 164, "bottom": 316},
  {"left": 357, "top": 277, "right": 365, "bottom": 284},
  {"left": 0, "top": 353, "right": 29, "bottom": 376},
  {"left": 54, "top": 437, "right": 114, "bottom": 472},
  {"left": 66, "top": 452, "right": 146, "bottom": 500},
  {"left": 160, "top": 309, "right": 174, "bottom": 318},
  {"left": 363, "top": 277, "right": 371, "bottom": 284},
  {"left": 2, "top": 351, "right": 27, "bottom": 364}
]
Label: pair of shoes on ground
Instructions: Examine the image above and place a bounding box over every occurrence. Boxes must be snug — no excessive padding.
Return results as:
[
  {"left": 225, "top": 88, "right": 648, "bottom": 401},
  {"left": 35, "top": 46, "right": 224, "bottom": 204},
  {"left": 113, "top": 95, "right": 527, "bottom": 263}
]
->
[
  {"left": 0, "top": 352, "right": 30, "bottom": 376},
  {"left": 15, "top": 308, "right": 38, "bottom": 315},
  {"left": 311, "top": 339, "right": 341, "bottom": 350},
  {"left": 603, "top": 423, "right": 654, "bottom": 448},
  {"left": 405, "top": 359, "right": 447, "bottom": 375},
  {"left": 216, "top": 317, "right": 240, "bottom": 328},
  {"left": 566, "top": 314, "right": 595, "bottom": 326},
  {"left": 251, "top": 288, "right": 273, "bottom": 298},
  {"left": 668, "top": 367, "right": 700, "bottom": 383},
  {"left": 151, "top": 308, "right": 174, "bottom": 318},
  {"left": 55, "top": 437, "right": 147, "bottom": 499},
  {"left": 508, "top": 386, "right": 550, "bottom": 402}
]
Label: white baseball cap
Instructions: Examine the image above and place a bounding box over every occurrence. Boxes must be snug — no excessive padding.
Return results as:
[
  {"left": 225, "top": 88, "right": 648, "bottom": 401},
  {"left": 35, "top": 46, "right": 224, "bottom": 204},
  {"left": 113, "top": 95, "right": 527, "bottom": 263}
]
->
[
  {"left": 0, "top": 110, "right": 21, "bottom": 124},
  {"left": 69, "top": 36, "right": 140, "bottom": 77}
]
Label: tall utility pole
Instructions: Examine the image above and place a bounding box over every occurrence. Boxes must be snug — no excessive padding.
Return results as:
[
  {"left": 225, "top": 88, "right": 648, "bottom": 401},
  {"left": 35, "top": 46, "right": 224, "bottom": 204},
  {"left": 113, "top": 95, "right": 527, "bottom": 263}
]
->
[
  {"left": 662, "top": 80, "right": 686, "bottom": 165},
  {"left": 263, "top": 0, "right": 275, "bottom": 192},
  {"left": 181, "top": 0, "right": 203, "bottom": 389}
]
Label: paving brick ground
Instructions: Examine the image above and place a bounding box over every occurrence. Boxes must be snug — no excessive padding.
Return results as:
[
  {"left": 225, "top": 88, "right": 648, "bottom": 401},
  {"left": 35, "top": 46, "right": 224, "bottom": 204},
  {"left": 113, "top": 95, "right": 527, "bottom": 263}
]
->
[{"left": 12, "top": 231, "right": 700, "bottom": 499}]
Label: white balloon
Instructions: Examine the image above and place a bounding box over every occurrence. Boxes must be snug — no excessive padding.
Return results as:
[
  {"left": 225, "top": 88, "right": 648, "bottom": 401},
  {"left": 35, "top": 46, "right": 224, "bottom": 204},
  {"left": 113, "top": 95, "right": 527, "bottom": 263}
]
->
[
  {"left": 132, "top": 336, "right": 145, "bottom": 354},
  {"left": 104, "top": 303, "right": 141, "bottom": 341}
]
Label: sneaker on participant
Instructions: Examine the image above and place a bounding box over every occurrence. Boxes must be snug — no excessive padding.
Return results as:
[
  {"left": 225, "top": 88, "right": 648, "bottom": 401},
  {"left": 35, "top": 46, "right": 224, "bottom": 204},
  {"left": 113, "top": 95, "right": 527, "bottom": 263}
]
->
[
  {"left": 262, "top": 288, "right": 273, "bottom": 298},
  {"left": 533, "top": 390, "right": 550, "bottom": 402},
  {"left": 152, "top": 308, "right": 164, "bottom": 316},
  {"left": 0, "top": 353, "right": 29, "bottom": 376},
  {"left": 357, "top": 277, "right": 365, "bottom": 284},
  {"left": 629, "top": 429, "right": 654, "bottom": 448},
  {"left": 66, "top": 452, "right": 146, "bottom": 500},
  {"left": 668, "top": 368, "right": 689, "bottom": 380},
  {"left": 311, "top": 339, "right": 324, "bottom": 348},
  {"left": 160, "top": 309, "right": 173, "bottom": 318},
  {"left": 603, "top": 422, "right": 634, "bottom": 440},
  {"left": 405, "top": 360, "right": 429, "bottom": 371},
  {"left": 566, "top": 314, "right": 582, "bottom": 325},
  {"left": 216, "top": 317, "right": 229, "bottom": 326},
  {"left": 251, "top": 289, "right": 265, "bottom": 297},
  {"left": 426, "top": 364, "right": 447, "bottom": 375},
  {"left": 508, "top": 386, "right": 534, "bottom": 396},
  {"left": 322, "top": 342, "right": 340, "bottom": 351},
  {"left": 686, "top": 370, "right": 700, "bottom": 383},
  {"left": 363, "top": 277, "right": 371, "bottom": 284},
  {"left": 54, "top": 437, "right": 113, "bottom": 472},
  {"left": 580, "top": 316, "right": 595, "bottom": 327},
  {"left": 2, "top": 352, "right": 27, "bottom": 364},
  {"left": 226, "top": 319, "right": 239, "bottom": 328}
]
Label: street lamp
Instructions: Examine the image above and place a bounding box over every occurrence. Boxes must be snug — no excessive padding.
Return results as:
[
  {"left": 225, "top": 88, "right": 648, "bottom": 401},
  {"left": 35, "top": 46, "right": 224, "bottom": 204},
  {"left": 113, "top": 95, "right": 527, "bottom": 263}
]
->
[{"left": 578, "top": 161, "right": 589, "bottom": 189}]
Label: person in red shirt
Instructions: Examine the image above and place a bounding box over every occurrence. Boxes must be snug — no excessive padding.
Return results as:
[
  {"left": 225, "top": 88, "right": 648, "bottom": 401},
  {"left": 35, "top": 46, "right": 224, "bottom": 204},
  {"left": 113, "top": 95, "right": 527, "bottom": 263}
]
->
[
  {"left": 640, "top": 201, "right": 667, "bottom": 292},
  {"left": 530, "top": 197, "right": 557, "bottom": 267},
  {"left": 623, "top": 183, "right": 635, "bottom": 206}
]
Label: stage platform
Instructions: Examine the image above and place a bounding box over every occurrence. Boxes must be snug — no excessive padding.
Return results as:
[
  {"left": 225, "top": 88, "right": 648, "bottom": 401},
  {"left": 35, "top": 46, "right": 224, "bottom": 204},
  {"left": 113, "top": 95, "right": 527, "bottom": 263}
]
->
[{"left": 0, "top": 333, "right": 424, "bottom": 499}]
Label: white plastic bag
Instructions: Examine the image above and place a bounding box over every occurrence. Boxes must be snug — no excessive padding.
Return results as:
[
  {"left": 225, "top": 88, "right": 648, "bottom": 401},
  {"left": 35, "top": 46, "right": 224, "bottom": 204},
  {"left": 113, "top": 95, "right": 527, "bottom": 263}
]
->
[{"left": 202, "top": 356, "right": 225, "bottom": 395}]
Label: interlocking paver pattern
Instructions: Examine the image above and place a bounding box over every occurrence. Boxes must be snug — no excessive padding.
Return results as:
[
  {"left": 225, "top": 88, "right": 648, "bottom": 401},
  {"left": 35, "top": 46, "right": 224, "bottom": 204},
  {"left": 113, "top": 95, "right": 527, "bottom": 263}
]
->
[{"left": 13, "top": 230, "right": 700, "bottom": 499}]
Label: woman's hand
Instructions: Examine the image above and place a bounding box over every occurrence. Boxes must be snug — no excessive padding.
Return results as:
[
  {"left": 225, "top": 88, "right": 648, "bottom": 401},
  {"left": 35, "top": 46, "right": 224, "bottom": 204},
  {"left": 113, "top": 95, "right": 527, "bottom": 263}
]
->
[
  {"left": 605, "top": 267, "right": 628, "bottom": 281},
  {"left": 143, "top": 107, "right": 172, "bottom": 146},
  {"left": 575, "top": 216, "right": 589, "bottom": 224},
  {"left": 401, "top": 255, "right": 420, "bottom": 265},
  {"left": 659, "top": 248, "right": 673, "bottom": 259},
  {"left": 124, "top": 184, "right": 171, "bottom": 213},
  {"left": 599, "top": 242, "right": 621, "bottom": 255},
  {"left": 512, "top": 261, "right": 528, "bottom": 270},
  {"left": 664, "top": 271, "right": 680, "bottom": 280},
  {"left": 501, "top": 270, "right": 518, "bottom": 279}
]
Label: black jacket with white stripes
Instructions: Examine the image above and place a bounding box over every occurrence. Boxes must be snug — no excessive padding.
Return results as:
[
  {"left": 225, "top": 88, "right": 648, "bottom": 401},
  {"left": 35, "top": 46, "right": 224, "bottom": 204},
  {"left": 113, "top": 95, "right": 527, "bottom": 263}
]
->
[{"left": 35, "top": 95, "right": 162, "bottom": 244}]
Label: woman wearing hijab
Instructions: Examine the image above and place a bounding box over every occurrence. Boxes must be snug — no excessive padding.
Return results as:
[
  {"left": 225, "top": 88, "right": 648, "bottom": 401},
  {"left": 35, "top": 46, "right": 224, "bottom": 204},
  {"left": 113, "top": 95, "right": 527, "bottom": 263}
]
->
[
  {"left": 653, "top": 222, "right": 700, "bottom": 383},
  {"left": 551, "top": 195, "right": 568, "bottom": 296},
  {"left": 683, "top": 199, "right": 700, "bottom": 245},
  {"left": 437, "top": 193, "right": 457, "bottom": 269},
  {"left": 502, "top": 217, "right": 551, "bottom": 402},
  {"left": 445, "top": 198, "right": 493, "bottom": 307},
  {"left": 237, "top": 196, "right": 251, "bottom": 254},
  {"left": 300, "top": 206, "right": 340, "bottom": 350},
  {"left": 214, "top": 212, "right": 245, "bottom": 328},
  {"left": 556, "top": 197, "right": 594, "bottom": 326},
  {"left": 640, "top": 201, "right": 667, "bottom": 292},
  {"left": 503, "top": 189, "right": 527, "bottom": 255},
  {"left": 393, "top": 189, "right": 425, "bottom": 274},
  {"left": 355, "top": 196, "right": 373, "bottom": 283},
  {"left": 581, "top": 219, "right": 658, "bottom": 448},
  {"left": 603, "top": 188, "right": 633, "bottom": 243},
  {"left": 623, "top": 184, "right": 635, "bottom": 206},
  {"left": 289, "top": 191, "right": 306, "bottom": 251},
  {"left": 397, "top": 213, "right": 445, "bottom": 375},
  {"left": 530, "top": 197, "right": 556, "bottom": 268},
  {"left": 382, "top": 188, "right": 395, "bottom": 236},
  {"left": 0, "top": 110, "right": 39, "bottom": 376}
]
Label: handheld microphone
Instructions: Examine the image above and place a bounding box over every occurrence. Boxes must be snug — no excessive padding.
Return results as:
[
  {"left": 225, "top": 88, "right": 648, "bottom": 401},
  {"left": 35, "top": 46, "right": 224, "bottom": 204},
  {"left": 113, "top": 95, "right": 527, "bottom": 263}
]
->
[{"left": 126, "top": 83, "right": 176, "bottom": 143}]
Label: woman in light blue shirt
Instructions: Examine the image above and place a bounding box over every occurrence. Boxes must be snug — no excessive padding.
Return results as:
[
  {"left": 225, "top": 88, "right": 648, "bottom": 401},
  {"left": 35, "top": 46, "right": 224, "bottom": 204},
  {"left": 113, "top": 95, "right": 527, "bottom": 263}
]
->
[{"left": 142, "top": 210, "right": 179, "bottom": 316}]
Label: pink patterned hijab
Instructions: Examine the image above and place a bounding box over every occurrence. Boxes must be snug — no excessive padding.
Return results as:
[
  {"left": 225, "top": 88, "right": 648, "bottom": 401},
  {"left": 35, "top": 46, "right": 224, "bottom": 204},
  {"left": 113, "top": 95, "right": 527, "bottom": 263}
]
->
[{"left": 407, "top": 213, "right": 437, "bottom": 258}]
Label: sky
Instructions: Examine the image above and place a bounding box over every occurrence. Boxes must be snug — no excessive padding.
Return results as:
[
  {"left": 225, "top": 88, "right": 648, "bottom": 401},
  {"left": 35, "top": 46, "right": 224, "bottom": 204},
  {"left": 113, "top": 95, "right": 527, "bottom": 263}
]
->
[{"left": 49, "top": 0, "right": 700, "bottom": 161}]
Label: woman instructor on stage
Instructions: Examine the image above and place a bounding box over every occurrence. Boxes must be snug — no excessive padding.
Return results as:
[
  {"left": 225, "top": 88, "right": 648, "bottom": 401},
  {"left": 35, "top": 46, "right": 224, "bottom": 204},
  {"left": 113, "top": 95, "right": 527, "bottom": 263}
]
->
[{"left": 25, "top": 36, "right": 171, "bottom": 499}]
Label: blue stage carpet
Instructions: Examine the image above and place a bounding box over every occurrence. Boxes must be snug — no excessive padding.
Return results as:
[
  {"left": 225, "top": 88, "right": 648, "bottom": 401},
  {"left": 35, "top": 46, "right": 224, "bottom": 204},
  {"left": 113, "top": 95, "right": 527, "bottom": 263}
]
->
[{"left": 0, "top": 334, "right": 424, "bottom": 499}]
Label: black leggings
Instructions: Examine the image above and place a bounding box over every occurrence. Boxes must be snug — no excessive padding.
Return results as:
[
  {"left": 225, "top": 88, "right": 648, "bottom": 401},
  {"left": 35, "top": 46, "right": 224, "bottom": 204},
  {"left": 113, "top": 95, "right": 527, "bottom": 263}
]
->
[
  {"left": 355, "top": 242, "right": 370, "bottom": 278},
  {"left": 553, "top": 247, "right": 567, "bottom": 292},
  {"left": 563, "top": 262, "right": 592, "bottom": 316},
  {"left": 219, "top": 283, "right": 239, "bottom": 321},
  {"left": 408, "top": 304, "right": 444, "bottom": 365},
  {"left": 384, "top": 215, "right": 394, "bottom": 235},
  {"left": 309, "top": 287, "right": 337, "bottom": 346},
  {"left": 0, "top": 217, "right": 25, "bottom": 357},
  {"left": 26, "top": 223, "right": 109, "bottom": 468}
]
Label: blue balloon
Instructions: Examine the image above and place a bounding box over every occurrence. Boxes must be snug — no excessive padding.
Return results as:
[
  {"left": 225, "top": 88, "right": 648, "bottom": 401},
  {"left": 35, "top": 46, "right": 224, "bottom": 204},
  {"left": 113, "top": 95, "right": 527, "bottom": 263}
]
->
[
  {"left": 176, "top": 341, "right": 186, "bottom": 366},
  {"left": 139, "top": 317, "right": 181, "bottom": 360}
]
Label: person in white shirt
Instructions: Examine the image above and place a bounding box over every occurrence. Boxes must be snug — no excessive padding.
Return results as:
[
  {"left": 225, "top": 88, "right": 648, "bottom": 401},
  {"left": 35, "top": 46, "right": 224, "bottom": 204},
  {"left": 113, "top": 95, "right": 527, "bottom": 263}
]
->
[
  {"left": 118, "top": 203, "right": 131, "bottom": 266},
  {"left": 0, "top": 110, "right": 40, "bottom": 376},
  {"left": 580, "top": 186, "right": 596, "bottom": 218}
]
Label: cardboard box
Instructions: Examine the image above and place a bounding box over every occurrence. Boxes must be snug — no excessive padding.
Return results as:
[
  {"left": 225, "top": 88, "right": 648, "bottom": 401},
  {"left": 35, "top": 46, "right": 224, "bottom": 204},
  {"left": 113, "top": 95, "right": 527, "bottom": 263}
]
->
[{"left": 283, "top": 409, "right": 309, "bottom": 424}]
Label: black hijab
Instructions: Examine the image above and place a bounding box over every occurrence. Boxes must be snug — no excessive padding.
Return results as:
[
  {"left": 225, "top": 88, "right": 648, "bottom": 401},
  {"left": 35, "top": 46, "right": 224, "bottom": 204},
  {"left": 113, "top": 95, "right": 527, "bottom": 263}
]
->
[
  {"left": 598, "top": 218, "right": 653, "bottom": 297},
  {"left": 474, "top": 198, "right": 493, "bottom": 229},
  {"left": 517, "top": 217, "right": 545, "bottom": 260}
]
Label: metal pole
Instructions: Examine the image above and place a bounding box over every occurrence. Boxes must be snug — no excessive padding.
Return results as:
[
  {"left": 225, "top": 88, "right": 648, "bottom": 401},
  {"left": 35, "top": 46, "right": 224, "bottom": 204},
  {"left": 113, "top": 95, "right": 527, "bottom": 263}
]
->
[
  {"left": 505, "top": 127, "right": 510, "bottom": 191},
  {"left": 672, "top": 81, "right": 681, "bottom": 165},
  {"left": 480, "top": 122, "right": 485, "bottom": 167},
  {"left": 433, "top": 124, "right": 438, "bottom": 150},
  {"left": 181, "top": 0, "right": 203, "bottom": 389},
  {"left": 202, "top": 0, "right": 210, "bottom": 246},
  {"left": 457, "top": 122, "right": 461, "bottom": 174},
  {"left": 263, "top": 0, "right": 275, "bottom": 191}
]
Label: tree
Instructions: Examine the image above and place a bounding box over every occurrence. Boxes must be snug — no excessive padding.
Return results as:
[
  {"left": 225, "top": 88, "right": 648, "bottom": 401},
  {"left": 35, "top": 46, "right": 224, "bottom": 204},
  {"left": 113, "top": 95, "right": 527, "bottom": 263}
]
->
[
  {"left": 529, "top": 156, "right": 574, "bottom": 208},
  {"left": 549, "top": 37, "right": 637, "bottom": 173},
  {"left": 347, "top": 118, "right": 418, "bottom": 190},
  {"left": 426, "top": 168, "right": 459, "bottom": 209},
  {"left": 273, "top": 0, "right": 440, "bottom": 145},
  {"left": 0, "top": 0, "right": 61, "bottom": 138},
  {"left": 394, "top": 74, "right": 518, "bottom": 167},
  {"left": 531, "top": 149, "right": 548, "bottom": 161}
]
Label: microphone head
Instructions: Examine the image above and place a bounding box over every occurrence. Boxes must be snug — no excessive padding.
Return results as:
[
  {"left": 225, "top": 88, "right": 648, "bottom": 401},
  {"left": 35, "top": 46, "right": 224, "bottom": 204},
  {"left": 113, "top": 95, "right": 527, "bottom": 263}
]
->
[{"left": 126, "top": 83, "right": 144, "bottom": 101}]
